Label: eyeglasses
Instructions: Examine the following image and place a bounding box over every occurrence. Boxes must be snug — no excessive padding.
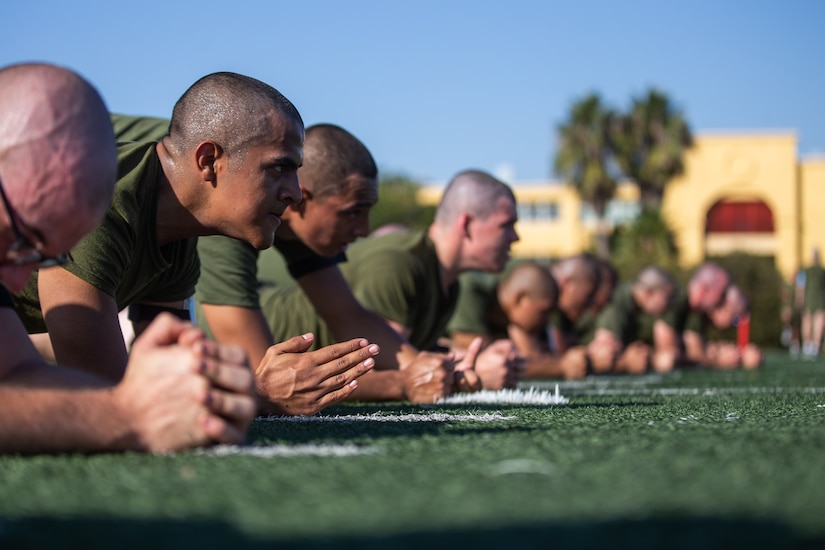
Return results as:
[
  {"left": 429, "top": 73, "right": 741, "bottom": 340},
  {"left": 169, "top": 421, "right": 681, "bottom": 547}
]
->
[{"left": 0, "top": 177, "right": 68, "bottom": 268}]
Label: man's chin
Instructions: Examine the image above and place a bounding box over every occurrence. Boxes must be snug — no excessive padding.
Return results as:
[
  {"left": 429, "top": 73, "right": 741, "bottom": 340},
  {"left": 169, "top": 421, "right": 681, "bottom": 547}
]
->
[
  {"left": 256, "top": 218, "right": 283, "bottom": 248},
  {"left": 250, "top": 229, "right": 278, "bottom": 250},
  {"left": 492, "top": 258, "right": 510, "bottom": 273}
]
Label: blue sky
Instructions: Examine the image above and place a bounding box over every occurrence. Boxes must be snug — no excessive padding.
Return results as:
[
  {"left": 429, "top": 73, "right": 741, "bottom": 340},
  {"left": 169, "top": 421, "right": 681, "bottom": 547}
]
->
[{"left": 6, "top": 1, "right": 824, "bottom": 184}]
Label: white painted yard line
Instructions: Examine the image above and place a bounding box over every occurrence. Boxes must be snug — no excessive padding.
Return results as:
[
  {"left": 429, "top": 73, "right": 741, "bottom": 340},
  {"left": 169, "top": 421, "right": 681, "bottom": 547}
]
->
[
  {"left": 554, "top": 386, "right": 825, "bottom": 397},
  {"left": 437, "top": 386, "right": 569, "bottom": 405},
  {"left": 527, "top": 374, "right": 675, "bottom": 391},
  {"left": 558, "top": 373, "right": 672, "bottom": 388},
  {"left": 485, "top": 458, "right": 557, "bottom": 477},
  {"left": 257, "top": 412, "right": 515, "bottom": 422},
  {"left": 197, "top": 443, "right": 379, "bottom": 458}
]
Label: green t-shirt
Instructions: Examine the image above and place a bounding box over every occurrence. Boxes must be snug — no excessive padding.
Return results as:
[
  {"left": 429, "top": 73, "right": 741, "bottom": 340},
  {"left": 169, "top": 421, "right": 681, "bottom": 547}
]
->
[
  {"left": 445, "top": 258, "right": 536, "bottom": 341},
  {"left": 574, "top": 311, "right": 598, "bottom": 346},
  {"left": 339, "top": 230, "right": 459, "bottom": 351},
  {"left": 257, "top": 284, "right": 335, "bottom": 350},
  {"left": 111, "top": 113, "right": 169, "bottom": 143},
  {"left": 804, "top": 264, "right": 825, "bottom": 312},
  {"left": 12, "top": 141, "right": 199, "bottom": 333},
  {"left": 595, "top": 283, "right": 657, "bottom": 346},
  {"left": 446, "top": 270, "right": 505, "bottom": 339},
  {"left": 661, "top": 285, "right": 706, "bottom": 336},
  {"left": 194, "top": 234, "right": 342, "bottom": 339},
  {"left": 549, "top": 308, "right": 578, "bottom": 351}
]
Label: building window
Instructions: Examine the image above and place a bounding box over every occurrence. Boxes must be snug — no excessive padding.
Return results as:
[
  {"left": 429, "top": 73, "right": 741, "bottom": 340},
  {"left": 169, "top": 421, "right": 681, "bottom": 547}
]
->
[
  {"left": 534, "top": 202, "right": 559, "bottom": 220},
  {"left": 518, "top": 201, "right": 560, "bottom": 221},
  {"left": 580, "top": 200, "right": 640, "bottom": 225}
]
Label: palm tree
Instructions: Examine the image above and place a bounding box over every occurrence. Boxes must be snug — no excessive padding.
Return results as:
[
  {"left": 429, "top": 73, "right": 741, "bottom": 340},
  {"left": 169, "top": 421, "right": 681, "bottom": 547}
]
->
[
  {"left": 554, "top": 93, "right": 617, "bottom": 259},
  {"left": 610, "top": 89, "right": 693, "bottom": 210}
]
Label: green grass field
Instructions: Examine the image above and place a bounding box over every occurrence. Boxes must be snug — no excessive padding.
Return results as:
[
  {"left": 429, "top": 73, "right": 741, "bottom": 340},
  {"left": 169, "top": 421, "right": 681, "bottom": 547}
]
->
[{"left": 2, "top": 351, "right": 824, "bottom": 549}]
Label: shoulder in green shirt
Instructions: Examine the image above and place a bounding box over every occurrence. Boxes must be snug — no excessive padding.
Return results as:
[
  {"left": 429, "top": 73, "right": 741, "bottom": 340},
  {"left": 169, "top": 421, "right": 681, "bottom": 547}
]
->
[
  {"left": 194, "top": 233, "right": 343, "bottom": 340},
  {"left": 446, "top": 270, "right": 504, "bottom": 339},
  {"left": 111, "top": 113, "right": 169, "bottom": 143},
  {"left": 594, "top": 283, "right": 658, "bottom": 346},
  {"left": 340, "top": 231, "right": 459, "bottom": 351}
]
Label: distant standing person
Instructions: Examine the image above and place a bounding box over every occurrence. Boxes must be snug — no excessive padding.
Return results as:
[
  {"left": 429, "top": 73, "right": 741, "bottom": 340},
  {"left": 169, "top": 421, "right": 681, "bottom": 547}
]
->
[
  {"left": 780, "top": 267, "right": 804, "bottom": 357},
  {"left": 801, "top": 249, "right": 825, "bottom": 358}
]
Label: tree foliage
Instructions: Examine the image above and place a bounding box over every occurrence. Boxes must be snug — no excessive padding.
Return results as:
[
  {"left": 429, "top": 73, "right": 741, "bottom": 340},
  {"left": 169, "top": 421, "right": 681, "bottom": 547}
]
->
[
  {"left": 610, "top": 89, "right": 693, "bottom": 210},
  {"left": 553, "top": 88, "right": 694, "bottom": 261},
  {"left": 370, "top": 174, "right": 435, "bottom": 233},
  {"left": 554, "top": 93, "right": 618, "bottom": 259},
  {"left": 609, "top": 208, "right": 682, "bottom": 282}
]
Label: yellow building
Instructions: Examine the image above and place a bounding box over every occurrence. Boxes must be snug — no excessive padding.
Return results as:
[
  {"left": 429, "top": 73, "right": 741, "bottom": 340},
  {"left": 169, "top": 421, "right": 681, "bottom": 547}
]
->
[{"left": 418, "top": 132, "right": 825, "bottom": 280}]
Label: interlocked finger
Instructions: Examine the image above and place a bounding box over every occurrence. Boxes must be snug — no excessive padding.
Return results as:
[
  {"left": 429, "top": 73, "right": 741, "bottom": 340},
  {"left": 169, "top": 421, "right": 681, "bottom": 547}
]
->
[
  {"left": 197, "top": 356, "right": 255, "bottom": 393},
  {"left": 204, "top": 389, "right": 257, "bottom": 426},
  {"left": 198, "top": 412, "right": 247, "bottom": 445}
]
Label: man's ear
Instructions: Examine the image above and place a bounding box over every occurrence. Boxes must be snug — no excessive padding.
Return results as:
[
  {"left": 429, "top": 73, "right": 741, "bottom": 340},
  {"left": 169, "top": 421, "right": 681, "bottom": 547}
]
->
[
  {"left": 194, "top": 141, "right": 222, "bottom": 185},
  {"left": 459, "top": 212, "right": 472, "bottom": 239}
]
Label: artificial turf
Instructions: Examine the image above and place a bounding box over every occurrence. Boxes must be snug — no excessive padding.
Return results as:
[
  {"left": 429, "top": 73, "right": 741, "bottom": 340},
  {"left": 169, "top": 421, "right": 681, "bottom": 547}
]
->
[{"left": 1, "top": 351, "right": 824, "bottom": 549}]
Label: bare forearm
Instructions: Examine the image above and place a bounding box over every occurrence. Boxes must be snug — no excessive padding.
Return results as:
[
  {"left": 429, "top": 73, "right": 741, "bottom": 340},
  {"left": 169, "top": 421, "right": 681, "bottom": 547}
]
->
[
  {"left": 344, "top": 370, "right": 406, "bottom": 402},
  {"left": 0, "top": 363, "right": 135, "bottom": 454},
  {"left": 201, "top": 304, "right": 274, "bottom": 370},
  {"left": 682, "top": 331, "right": 707, "bottom": 365},
  {"left": 523, "top": 354, "right": 565, "bottom": 378},
  {"left": 47, "top": 315, "right": 129, "bottom": 382},
  {"left": 28, "top": 333, "right": 56, "bottom": 363},
  {"left": 298, "top": 266, "right": 418, "bottom": 370},
  {"left": 38, "top": 268, "right": 129, "bottom": 382},
  {"left": 329, "top": 308, "right": 418, "bottom": 370}
]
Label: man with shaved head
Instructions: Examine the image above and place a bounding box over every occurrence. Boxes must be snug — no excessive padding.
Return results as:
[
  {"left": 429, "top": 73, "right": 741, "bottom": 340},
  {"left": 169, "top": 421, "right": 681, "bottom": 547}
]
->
[
  {"left": 445, "top": 260, "right": 570, "bottom": 379},
  {"left": 686, "top": 261, "right": 731, "bottom": 314},
  {"left": 575, "top": 258, "right": 619, "bottom": 344},
  {"left": 0, "top": 67, "right": 115, "bottom": 292},
  {"left": 520, "top": 254, "right": 601, "bottom": 379},
  {"left": 13, "top": 72, "right": 380, "bottom": 416},
  {"left": 587, "top": 265, "right": 677, "bottom": 374},
  {"left": 194, "top": 123, "right": 470, "bottom": 411},
  {"left": 548, "top": 254, "right": 601, "bottom": 352},
  {"left": 656, "top": 261, "right": 729, "bottom": 363},
  {"left": 688, "top": 283, "right": 762, "bottom": 370},
  {"left": 0, "top": 62, "right": 255, "bottom": 453},
  {"left": 326, "top": 169, "right": 524, "bottom": 389},
  {"left": 657, "top": 261, "right": 760, "bottom": 370}
]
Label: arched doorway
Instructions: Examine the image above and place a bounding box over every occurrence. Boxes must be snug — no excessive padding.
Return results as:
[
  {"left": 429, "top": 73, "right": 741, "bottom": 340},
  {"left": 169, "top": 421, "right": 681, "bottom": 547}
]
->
[{"left": 704, "top": 198, "right": 776, "bottom": 256}]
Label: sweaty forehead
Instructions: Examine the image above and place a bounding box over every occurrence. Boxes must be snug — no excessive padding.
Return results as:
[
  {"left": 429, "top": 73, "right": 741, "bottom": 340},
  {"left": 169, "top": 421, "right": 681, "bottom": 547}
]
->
[{"left": 261, "top": 110, "right": 304, "bottom": 143}]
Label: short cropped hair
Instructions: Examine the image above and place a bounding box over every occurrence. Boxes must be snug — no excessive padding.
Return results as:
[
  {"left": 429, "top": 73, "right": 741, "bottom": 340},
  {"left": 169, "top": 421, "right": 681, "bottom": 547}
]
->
[
  {"left": 168, "top": 72, "right": 302, "bottom": 158},
  {"left": 434, "top": 169, "right": 516, "bottom": 226},
  {"left": 300, "top": 123, "right": 377, "bottom": 199}
]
